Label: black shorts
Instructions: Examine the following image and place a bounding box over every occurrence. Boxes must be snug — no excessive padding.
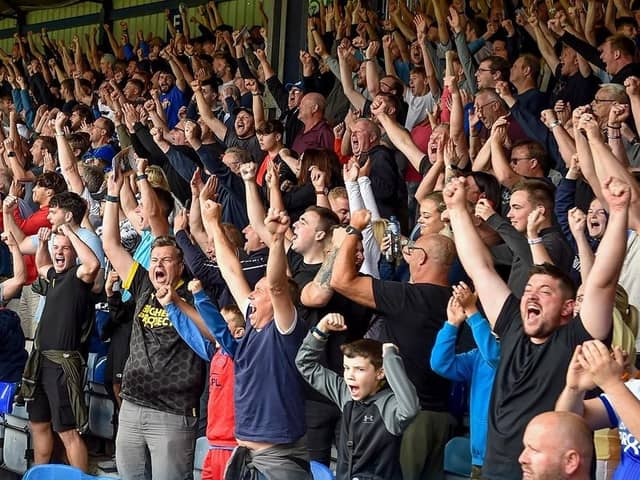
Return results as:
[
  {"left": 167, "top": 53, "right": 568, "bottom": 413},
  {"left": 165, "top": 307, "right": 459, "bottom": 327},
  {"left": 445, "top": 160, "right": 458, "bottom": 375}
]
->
[{"left": 27, "top": 358, "right": 77, "bottom": 432}]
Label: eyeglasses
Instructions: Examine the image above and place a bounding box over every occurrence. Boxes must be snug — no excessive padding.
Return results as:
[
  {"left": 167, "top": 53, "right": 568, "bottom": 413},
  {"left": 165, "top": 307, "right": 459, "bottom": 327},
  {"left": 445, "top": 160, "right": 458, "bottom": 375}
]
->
[
  {"left": 401, "top": 240, "right": 427, "bottom": 256},
  {"left": 592, "top": 97, "right": 616, "bottom": 104},
  {"left": 379, "top": 82, "right": 394, "bottom": 92},
  {"left": 476, "top": 67, "right": 493, "bottom": 73},
  {"left": 475, "top": 100, "right": 499, "bottom": 111}
]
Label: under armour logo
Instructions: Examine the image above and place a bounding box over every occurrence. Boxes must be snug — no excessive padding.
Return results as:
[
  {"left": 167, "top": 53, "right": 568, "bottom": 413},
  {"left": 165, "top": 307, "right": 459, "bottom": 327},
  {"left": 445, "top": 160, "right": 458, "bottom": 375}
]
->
[{"left": 363, "top": 415, "right": 374, "bottom": 423}]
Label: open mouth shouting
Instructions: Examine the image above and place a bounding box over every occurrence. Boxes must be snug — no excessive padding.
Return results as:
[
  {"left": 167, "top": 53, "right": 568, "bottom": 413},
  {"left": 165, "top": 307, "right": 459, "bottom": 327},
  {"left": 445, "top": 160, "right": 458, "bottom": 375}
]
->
[
  {"left": 347, "top": 383, "right": 361, "bottom": 399},
  {"left": 54, "top": 254, "right": 66, "bottom": 269},
  {"left": 153, "top": 268, "right": 168, "bottom": 285},
  {"left": 525, "top": 302, "right": 541, "bottom": 322}
]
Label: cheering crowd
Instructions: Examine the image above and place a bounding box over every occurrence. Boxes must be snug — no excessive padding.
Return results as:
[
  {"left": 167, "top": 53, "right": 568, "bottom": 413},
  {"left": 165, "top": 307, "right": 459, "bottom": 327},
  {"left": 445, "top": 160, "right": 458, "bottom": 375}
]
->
[{"left": 1, "top": 0, "right": 640, "bottom": 478}]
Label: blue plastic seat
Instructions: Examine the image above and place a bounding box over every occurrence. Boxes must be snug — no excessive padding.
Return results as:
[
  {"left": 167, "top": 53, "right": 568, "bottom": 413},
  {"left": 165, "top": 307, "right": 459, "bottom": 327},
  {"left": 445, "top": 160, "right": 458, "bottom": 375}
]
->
[
  {"left": 93, "top": 356, "right": 108, "bottom": 385},
  {"left": 193, "top": 436, "right": 209, "bottom": 480},
  {"left": 22, "top": 464, "right": 117, "bottom": 479},
  {"left": 23, "top": 464, "right": 85, "bottom": 479},
  {"left": 310, "top": 460, "right": 334, "bottom": 480},
  {"left": 444, "top": 436, "right": 472, "bottom": 479},
  {"left": 0, "top": 381, "right": 17, "bottom": 414}
]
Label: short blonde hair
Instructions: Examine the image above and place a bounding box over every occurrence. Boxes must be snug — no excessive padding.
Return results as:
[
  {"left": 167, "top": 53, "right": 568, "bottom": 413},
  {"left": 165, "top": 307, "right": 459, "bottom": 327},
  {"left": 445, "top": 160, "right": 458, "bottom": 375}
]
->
[{"left": 145, "top": 165, "right": 170, "bottom": 191}]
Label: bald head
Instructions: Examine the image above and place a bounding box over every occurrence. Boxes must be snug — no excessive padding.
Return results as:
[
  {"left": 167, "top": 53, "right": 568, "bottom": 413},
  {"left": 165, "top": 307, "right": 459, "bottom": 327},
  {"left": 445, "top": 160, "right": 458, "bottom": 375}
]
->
[
  {"left": 519, "top": 411, "right": 592, "bottom": 480},
  {"left": 418, "top": 234, "right": 456, "bottom": 267},
  {"left": 303, "top": 92, "right": 326, "bottom": 113}
]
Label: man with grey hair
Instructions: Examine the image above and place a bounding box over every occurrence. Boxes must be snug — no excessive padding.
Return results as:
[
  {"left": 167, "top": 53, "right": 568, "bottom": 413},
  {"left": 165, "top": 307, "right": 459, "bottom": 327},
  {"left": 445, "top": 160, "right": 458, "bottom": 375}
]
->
[{"left": 349, "top": 117, "right": 407, "bottom": 226}]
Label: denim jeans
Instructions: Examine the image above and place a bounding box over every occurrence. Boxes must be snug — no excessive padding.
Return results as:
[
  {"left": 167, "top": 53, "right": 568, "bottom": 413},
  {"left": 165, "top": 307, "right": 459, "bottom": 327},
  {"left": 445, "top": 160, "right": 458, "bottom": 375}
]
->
[{"left": 116, "top": 400, "right": 197, "bottom": 480}]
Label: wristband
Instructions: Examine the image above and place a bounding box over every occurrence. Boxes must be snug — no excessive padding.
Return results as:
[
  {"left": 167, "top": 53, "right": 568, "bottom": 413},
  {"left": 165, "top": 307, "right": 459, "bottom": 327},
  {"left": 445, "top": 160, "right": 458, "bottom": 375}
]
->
[
  {"left": 55, "top": 132, "right": 65, "bottom": 137},
  {"left": 548, "top": 120, "right": 561, "bottom": 129},
  {"left": 311, "top": 326, "right": 329, "bottom": 339},
  {"left": 105, "top": 194, "right": 120, "bottom": 203},
  {"left": 315, "top": 187, "right": 328, "bottom": 195},
  {"left": 607, "top": 124, "right": 621, "bottom": 129},
  {"left": 136, "top": 174, "right": 148, "bottom": 181},
  {"left": 528, "top": 237, "right": 543, "bottom": 245},
  {"left": 346, "top": 225, "right": 363, "bottom": 240},
  {"left": 608, "top": 134, "right": 621, "bottom": 140}
]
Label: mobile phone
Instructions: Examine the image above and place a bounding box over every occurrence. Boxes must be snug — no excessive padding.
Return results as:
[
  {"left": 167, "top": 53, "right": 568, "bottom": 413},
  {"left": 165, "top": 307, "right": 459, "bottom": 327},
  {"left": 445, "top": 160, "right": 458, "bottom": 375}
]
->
[
  {"left": 358, "top": 152, "right": 369, "bottom": 167},
  {"left": 233, "top": 26, "right": 248, "bottom": 46},
  {"left": 112, "top": 156, "right": 120, "bottom": 181}
]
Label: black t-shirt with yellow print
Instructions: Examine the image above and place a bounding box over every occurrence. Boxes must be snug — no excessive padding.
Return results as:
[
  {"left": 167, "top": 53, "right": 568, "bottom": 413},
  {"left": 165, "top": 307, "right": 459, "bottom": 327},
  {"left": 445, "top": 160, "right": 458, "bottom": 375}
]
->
[{"left": 120, "top": 262, "right": 206, "bottom": 416}]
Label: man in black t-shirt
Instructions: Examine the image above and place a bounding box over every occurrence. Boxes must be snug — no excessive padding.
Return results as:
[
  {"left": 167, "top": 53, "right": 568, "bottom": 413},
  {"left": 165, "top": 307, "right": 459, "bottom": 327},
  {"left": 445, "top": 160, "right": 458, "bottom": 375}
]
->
[
  {"left": 444, "top": 176, "right": 630, "bottom": 480},
  {"left": 28, "top": 224, "right": 100, "bottom": 472},
  {"left": 103, "top": 172, "right": 206, "bottom": 480},
  {"left": 331, "top": 209, "right": 456, "bottom": 480}
]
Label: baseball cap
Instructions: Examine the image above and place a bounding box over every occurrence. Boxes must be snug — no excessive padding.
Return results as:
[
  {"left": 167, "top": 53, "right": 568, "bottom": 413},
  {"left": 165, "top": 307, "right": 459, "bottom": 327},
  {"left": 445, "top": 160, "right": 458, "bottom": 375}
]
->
[
  {"left": 285, "top": 80, "right": 306, "bottom": 92},
  {"left": 233, "top": 106, "right": 254, "bottom": 116}
]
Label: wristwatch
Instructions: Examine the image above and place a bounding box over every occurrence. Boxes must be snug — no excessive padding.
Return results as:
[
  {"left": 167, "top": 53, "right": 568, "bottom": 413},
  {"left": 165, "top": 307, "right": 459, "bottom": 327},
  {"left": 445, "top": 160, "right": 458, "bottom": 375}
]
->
[{"left": 346, "top": 225, "right": 363, "bottom": 240}]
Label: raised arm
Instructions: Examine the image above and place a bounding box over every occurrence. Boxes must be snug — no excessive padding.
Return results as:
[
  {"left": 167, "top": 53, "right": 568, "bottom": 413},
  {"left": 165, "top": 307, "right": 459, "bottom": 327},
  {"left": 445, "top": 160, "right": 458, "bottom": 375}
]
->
[
  {"left": 103, "top": 23, "right": 122, "bottom": 60},
  {"left": 263, "top": 208, "right": 297, "bottom": 333},
  {"left": 526, "top": 207, "right": 554, "bottom": 265},
  {"left": 35, "top": 227, "right": 53, "bottom": 278},
  {"left": 134, "top": 157, "right": 170, "bottom": 237},
  {"left": 245, "top": 79, "right": 265, "bottom": 130},
  {"left": 201, "top": 200, "right": 252, "bottom": 305},
  {"left": 188, "top": 169, "right": 209, "bottom": 249},
  {"left": 295, "top": 313, "right": 351, "bottom": 410},
  {"left": 300, "top": 242, "right": 337, "bottom": 308},
  {"left": 625, "top": 77, "right": 640, "bottom": 135},
  {"left": 431, "top": 0, "right": 450, "bottom": 45},
  {"left": 418, "top": 16, "right": 441, "bottom": 97},
  {"left": 337, "top": 45, "right": 366, "bottom": 112},
  {"left": 568, "top": 207, "right": 595, "bottom": 283},
  {"left": 579, "top": 177, "right": 631, "bottom": 340},
  {"left": 54, "top": 113, "right": 84, "bottom": 194},
  {"left": 446, "top": 73, "right": 467, "bottom": 164},
  {"left": 102, "top": 166, "right": 135, "bottom": 280},
  {"left": 580, "top": 113, "right": 640, "bottom": 230},
  {"left": 191, "top": 80, "right": 228, "bottom": 141},
  {"left": 555, "top": 344, "right": 613, "bottom": 430},
  {"left": 531, "top": 16, "right": 560, "bottom": 73},
  {"left": 239, "top": 162, "right": 272, "bottom": 246},
  {"left": 0, "top": 231, "right": 26, "bottom": 301},
  {"left": 444, "top": 177, "right": 511, "bottom": 327},
  {"left": 59, "top": 223, "right": 100, "bottom": 284},
  {"left": 330, "top": 209, "right": 376, "bottom": 309},
  {"left": 372, "top": 110, "right": 424, "bottom": 172},
  {"left": 580, "top": 340, "right": 640, "bottom": 438},
  {"left": 489, "top": 117, "right": 523, "bottom": 188}
]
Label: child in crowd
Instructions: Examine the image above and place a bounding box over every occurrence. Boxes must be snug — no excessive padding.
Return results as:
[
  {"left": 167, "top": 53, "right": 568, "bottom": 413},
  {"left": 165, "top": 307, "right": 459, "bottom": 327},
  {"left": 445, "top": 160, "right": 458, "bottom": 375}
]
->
[
  {"left": 296, "top": 312, "right": 419, "bottom": 479},
  {"left": 430, "top": 282, "right": 500, "bottom": 478},
  {"left": 156, "top": 278, "right": 244, "bottom": 480}
]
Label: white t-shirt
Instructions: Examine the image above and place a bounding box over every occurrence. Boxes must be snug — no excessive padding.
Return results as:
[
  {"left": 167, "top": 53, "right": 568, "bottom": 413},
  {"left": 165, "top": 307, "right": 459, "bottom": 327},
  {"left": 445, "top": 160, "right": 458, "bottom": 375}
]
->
[{"left": 403, "top": 90, "right": 435, "bottom": 130}]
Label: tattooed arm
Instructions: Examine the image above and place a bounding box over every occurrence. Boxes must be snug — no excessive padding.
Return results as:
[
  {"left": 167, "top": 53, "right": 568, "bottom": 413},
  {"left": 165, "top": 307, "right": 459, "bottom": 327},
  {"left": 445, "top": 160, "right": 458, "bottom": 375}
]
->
[{"left": 299, "top": 248, "right": 339, "bottom": 308}]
